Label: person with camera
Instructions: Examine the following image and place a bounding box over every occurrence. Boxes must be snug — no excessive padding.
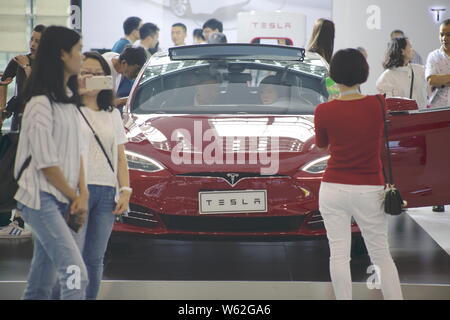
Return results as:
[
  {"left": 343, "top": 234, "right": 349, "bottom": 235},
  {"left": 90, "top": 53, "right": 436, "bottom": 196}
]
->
[
  {"left": 75, "top": 51, "right": 131, "bottom": 300},
  {"left": 14, "top": 26, "right": 89, "bottom": 300},
  {"left": 0, "top": 24, "right": 46, "bottom": 132},
  {"left": 0, "top": 25, "right": 46, "bottom": 239},
  {"left": 314, "top": 49, "right": 403, "bottom": 300}
]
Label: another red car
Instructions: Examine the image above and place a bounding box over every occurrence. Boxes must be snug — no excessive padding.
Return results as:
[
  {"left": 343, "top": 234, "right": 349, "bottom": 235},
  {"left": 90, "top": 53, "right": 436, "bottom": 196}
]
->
[{"left": 114, "top": 44, "right": 450, "bottom": 245}]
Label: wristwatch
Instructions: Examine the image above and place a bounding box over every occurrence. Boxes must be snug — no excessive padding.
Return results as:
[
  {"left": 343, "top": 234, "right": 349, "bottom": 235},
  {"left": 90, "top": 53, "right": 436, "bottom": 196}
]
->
[
  {"left": 119, "top": 186, "right": 133, "bottom": 194},
  {"left": 22, "top": 64, "right": 30, "bottom": 69}
]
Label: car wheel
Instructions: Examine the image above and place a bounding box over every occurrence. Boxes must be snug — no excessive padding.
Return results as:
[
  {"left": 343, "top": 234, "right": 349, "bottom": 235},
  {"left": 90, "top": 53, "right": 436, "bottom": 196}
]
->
[
  {"left": 170, "top": 0, "right": 191, "bottom": 17},
  {"left": 351, "top": 235, "right": 368, "bottom": 256}
]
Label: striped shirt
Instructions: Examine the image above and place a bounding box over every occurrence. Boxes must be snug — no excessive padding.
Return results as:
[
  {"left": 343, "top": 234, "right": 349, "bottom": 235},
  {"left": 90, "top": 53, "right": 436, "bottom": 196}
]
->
[{"left": 14, "top": 95, "right": 82, "bottom": 210}]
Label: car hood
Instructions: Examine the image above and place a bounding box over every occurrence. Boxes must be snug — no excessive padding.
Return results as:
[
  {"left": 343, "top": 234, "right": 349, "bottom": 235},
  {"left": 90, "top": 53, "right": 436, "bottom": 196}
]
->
[{"left": 124, "top": 113, "right": 323, "bottom": 175}]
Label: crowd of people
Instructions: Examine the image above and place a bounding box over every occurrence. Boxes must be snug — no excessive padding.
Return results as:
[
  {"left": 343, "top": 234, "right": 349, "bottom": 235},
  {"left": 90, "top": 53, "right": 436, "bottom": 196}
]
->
[{"left": 0, "top": 13, "right": 448, "bottom": 300}]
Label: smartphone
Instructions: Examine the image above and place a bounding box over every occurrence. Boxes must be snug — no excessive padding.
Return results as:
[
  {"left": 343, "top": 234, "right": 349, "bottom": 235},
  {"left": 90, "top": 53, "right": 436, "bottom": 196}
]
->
[
  {"left": 85, "top": 76, "right": 113, "bottom": 91},
  {"left": 67, "top": 213, "right": 82, "bottom": 233}
]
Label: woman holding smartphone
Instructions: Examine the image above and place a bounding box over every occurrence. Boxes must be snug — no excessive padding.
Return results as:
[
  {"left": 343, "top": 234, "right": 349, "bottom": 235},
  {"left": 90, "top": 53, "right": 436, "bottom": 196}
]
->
[
  {"left": 14, "top": 26, "right": 88, "bottom": 300},
  {"left": 77, "top": 51, "right": 131, "bottom": 300}
]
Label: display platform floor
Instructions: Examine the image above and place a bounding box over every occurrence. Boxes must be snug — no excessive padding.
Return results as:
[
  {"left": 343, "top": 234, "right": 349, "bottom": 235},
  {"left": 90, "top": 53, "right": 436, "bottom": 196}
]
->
[{"left": 0, "top": 206, "right": 448, "bottom": 300}]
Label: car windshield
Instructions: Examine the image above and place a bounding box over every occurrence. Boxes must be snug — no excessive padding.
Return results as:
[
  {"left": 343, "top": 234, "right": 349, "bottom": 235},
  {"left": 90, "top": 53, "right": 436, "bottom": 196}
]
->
[{"left": 131, "top": 53, "right": 328, "bottom": 115}]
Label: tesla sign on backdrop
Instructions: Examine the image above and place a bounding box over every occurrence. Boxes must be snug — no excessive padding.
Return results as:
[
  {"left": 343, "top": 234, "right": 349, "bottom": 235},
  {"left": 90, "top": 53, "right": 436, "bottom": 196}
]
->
[{"left": 238, "top": 11, "right": 307, "bottom": 46}]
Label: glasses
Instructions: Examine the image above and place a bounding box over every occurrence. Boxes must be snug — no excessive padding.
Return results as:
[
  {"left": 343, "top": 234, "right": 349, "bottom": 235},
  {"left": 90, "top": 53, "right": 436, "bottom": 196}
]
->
[{"left": 80, "top": 71, "right": 105, "bottom": 76}]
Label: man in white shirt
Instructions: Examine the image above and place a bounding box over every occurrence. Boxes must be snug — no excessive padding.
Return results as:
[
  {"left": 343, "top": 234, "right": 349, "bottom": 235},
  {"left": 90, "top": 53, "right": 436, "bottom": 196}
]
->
[
  {"left": 424, "top": 19, "right": 450, "bottom": 213},
  {"left": 425, "top": 19, "right": 450, "bottom": 109},
  {"left": 102, "top": 46, "right": 147, "bottom": 107},
  {"left": 171, "top": 23, "right": 187, "bottom": 46},
  {"left": 135, "top": 22, "right": 160, "bottom": 59}
]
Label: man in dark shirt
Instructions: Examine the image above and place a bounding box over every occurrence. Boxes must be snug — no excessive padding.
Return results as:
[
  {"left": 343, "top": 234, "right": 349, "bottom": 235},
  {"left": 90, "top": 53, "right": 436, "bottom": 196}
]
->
[
  {"left": 112, "top": 17, "right": 142, "bottom": 54},
  {"left": 0, "top": 24, "right": 46, "bottom": 132},
  {"left": 202, "top": 18, "right": 223, "bottom": 42}
]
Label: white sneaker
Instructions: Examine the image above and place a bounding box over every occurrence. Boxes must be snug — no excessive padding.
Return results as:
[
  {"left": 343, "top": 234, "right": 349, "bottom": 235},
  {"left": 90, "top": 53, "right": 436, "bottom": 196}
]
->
[{"left": 0, "top": 220, "right": 32, "bottom": 238}]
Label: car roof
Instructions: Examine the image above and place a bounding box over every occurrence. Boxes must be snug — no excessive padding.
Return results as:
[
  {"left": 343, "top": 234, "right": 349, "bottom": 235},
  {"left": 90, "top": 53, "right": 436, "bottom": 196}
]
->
[{"left": 143, "top": 45, "right": 328, "bottom": 79}]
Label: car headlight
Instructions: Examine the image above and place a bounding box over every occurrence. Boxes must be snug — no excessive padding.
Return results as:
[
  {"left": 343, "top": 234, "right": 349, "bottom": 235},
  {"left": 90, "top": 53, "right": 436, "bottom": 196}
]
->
[
  {"left": 300, "top": 155, "right": 330, "bottom": 174},
  {"left": 125, "top": 151, "right": 166, "bottom": 172}
]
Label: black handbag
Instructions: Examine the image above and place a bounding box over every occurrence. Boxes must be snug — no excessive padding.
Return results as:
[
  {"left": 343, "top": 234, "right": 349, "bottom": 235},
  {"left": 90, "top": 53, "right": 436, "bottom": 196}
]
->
[
  {"left": 6, "top": 96, "right": 19, "bottom": 113},
  {"left": 0, "top": 132, "right": 31, "bottom": 212},
  {"left": 376, "top": 95, "right": 406, "bottom": 215}
]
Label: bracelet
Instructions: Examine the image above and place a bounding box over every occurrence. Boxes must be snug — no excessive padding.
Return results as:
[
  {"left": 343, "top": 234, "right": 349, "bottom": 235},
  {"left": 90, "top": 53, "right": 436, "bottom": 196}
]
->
[
  {"left": 22, "top": 64, "right": 30, "bottom": 68},
  {"left": 119, "top": 186, "right": 132, "bottom": 194}
]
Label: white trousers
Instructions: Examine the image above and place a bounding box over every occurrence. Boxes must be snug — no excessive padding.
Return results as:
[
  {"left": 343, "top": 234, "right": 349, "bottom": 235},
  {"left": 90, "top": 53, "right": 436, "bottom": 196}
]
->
[{"left": 319, "top": 182, "right": 403, "bottom": 300}]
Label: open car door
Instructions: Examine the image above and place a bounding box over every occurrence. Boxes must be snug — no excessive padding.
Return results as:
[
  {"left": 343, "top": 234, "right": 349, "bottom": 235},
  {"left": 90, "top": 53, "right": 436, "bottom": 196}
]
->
[{"left": 387, "top": 106, "right": 450, "bottom": 208}]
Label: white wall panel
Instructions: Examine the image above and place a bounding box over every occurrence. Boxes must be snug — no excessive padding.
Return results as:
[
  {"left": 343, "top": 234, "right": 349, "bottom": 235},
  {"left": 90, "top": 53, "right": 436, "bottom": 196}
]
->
[
  {"left": 82, "top": 0, "right": 331, "bottom": 51},
  {"left": 333, "top": 0, "right": 448, "bottom": 94}
]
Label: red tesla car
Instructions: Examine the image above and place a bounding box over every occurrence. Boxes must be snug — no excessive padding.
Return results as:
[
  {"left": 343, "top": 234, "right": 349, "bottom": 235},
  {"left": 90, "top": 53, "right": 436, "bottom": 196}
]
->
[{"left": 114, "top": 44, "right": 450, "bottom": 243}]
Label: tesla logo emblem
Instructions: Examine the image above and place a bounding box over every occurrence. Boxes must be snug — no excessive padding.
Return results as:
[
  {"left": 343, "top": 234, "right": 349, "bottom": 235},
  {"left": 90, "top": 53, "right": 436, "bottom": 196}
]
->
[
  {"left": 227, "top": 173, "right": 240, "bottom": 185},
  {"left": 430, "top": 8, "right": 446, "bottom": 22}
]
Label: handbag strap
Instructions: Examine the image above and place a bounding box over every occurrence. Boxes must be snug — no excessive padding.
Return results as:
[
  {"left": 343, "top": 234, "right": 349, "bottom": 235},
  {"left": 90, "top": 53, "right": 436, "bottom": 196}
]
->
[
  {"left": 76, "top": 106, "right": 114, "bottom": 173},
  {"left": 409, "top": 65, "right": 415, "bottom": 99},
  {"left": 17, "top": 155, "right": 31, "bottom": 181},
  {"left": 375, "top": 94, "right": 395, "bottom": 186}
]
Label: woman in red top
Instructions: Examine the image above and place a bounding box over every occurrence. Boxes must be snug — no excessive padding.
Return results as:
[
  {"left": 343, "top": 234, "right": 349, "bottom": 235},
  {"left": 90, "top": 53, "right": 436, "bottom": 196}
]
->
[{"left": 314, "top": 49, "right": 403, "bottom": 300}]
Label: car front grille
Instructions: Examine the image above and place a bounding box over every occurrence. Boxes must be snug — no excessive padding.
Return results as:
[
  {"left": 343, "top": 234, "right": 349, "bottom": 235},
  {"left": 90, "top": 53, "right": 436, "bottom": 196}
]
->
[
  {"left": 121, "top": 204, "right": 160, "bottom": 228},
  {"left": 160, "top": 214, "right": 304, "bottom": 233},
  {"left": 305, "top": 211, "right": 325, "bottom": 230}
]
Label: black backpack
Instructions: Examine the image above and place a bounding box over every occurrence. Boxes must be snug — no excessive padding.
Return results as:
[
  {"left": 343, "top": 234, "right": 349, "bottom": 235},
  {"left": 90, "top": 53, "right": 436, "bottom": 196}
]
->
[{"left": 0, "top": 132, "right": 30, "bottom": 212}]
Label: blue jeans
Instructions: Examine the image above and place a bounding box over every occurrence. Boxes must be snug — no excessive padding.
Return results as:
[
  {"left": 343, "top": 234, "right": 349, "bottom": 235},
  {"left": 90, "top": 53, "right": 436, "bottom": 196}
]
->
[
  {"left": 18, "top": 192, "right": 88, "bottom": 300},
  {"left": 77, "top": 185, "right": 116, "bottom": 300}
]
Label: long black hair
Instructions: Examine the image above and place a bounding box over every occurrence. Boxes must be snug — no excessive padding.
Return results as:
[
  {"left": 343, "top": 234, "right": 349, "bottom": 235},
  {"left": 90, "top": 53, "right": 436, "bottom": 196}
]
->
[
  {"left": 383, "top": 37, "right": 408, "bottom": 69},
  {"left": 24, "top": 26, "right": 81, "bottom": 105},
  {"left": 81, "top": 51, "right": 114, "bottom": 112},
  {"left": 307, "top": 18, "right": 335, "bottom": 63}
]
